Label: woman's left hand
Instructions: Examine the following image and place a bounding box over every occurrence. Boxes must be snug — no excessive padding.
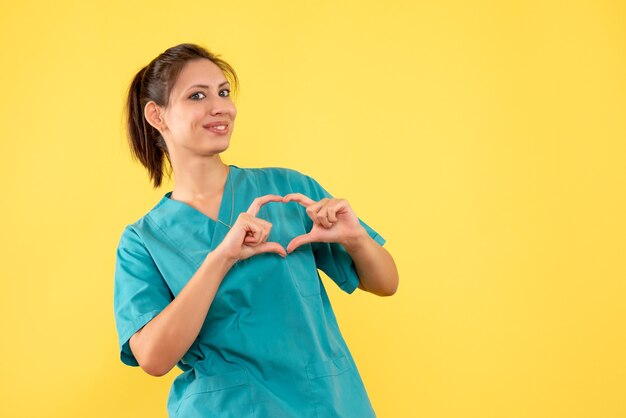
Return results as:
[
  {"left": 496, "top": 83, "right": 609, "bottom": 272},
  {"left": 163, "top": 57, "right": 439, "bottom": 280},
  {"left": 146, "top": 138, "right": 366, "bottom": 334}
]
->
[{"left": 282, "top": 193, "right": 367, "bottom": 253}]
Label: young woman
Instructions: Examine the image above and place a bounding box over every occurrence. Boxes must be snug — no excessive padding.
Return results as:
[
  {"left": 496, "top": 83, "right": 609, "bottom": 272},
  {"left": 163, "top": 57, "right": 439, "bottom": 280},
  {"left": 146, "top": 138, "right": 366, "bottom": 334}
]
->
[{"left": 113, "top": 43, "right": 399, "bottom": 418}]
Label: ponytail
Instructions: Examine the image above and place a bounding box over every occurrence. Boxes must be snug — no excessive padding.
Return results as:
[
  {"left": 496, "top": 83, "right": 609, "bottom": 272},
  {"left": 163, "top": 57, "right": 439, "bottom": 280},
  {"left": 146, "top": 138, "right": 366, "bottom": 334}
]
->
[{"left": 125, "top": 66, "right": 169, "bottom": 188}]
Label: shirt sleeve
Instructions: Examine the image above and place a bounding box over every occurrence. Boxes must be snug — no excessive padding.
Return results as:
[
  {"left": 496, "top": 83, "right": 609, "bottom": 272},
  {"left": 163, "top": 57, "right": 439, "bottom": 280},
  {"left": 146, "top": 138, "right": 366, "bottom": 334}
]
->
[
  {"left": 113, "top": 225, "right": 173, "bottom": 367},
  {"left": 301, "top": 174, "right": 386, "bottom": 294}
]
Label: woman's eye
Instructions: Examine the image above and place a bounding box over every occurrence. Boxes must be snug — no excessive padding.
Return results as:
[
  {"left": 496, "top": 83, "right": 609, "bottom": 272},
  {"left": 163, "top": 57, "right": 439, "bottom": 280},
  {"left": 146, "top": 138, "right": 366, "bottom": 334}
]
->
[
  {"left": 189, "top": 92, "right": 206, "bottom": 100},
  {"left": 219, "top": 89, "right": 231, "bottom": 97}
]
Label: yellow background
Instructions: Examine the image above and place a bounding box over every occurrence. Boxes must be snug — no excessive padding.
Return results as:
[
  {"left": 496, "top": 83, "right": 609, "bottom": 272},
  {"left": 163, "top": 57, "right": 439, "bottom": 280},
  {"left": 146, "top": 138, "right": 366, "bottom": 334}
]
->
[{"left": 1, "top": 0, "right": 624, "bottom": 417}]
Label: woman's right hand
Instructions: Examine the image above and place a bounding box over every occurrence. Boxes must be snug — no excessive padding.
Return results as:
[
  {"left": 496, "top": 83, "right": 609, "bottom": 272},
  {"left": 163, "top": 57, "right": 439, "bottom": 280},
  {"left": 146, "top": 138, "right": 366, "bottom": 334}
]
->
[{"left": 215, "top": 194, "right": 287, "bottom": 263}]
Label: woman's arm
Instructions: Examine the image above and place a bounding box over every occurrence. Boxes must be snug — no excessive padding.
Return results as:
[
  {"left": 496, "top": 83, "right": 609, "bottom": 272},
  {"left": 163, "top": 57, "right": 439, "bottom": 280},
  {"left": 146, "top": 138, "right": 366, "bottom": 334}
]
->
[
  {"left": 282, "top": 193, "right": 399, "bottom": 297},
  {"left": 129, "top": 248, "right": 236, "bottom": 377},
  {"left": 342, "top": 229, "right": 399, "bottom": 296}
]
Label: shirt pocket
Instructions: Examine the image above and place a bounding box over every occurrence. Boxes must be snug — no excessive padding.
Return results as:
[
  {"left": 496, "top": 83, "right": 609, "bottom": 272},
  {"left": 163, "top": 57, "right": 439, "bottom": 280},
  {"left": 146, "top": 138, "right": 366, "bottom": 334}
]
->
[
  {"left": 306, "top": 355, "right": 377, "bottom": 417},
  {"left": 175, "top": 369, "right": 253, "bottom": 418}
]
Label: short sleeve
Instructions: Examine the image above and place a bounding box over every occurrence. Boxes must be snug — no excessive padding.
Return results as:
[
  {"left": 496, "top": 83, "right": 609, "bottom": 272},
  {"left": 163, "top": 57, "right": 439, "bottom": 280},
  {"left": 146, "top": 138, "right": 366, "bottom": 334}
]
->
[
  {"left": 113, "top": 226, "right": 173, "bottom": 367},
  {"left": 302, "top": 174, "right": 386, "bottom": 294}
]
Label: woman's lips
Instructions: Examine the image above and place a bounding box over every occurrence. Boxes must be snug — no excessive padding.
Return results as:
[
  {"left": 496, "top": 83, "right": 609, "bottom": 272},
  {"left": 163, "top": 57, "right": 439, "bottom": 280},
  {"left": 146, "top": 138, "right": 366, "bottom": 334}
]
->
[{"left": 203, "top": 122, "right": 229, "bottom": 135}]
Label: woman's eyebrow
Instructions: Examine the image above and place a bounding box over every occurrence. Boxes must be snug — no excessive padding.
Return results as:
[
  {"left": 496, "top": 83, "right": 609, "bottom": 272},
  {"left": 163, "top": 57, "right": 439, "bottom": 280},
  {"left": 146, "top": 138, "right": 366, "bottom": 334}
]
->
[{"left": 186, "top": 81, "right": 230, "bottom": 91}]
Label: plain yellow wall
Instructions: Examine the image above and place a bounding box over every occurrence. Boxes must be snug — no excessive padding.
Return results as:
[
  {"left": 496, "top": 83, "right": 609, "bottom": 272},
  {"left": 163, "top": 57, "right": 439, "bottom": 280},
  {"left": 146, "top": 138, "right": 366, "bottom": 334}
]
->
[{"left": 0, "top": 0, "right": 624, "bottom": 417}]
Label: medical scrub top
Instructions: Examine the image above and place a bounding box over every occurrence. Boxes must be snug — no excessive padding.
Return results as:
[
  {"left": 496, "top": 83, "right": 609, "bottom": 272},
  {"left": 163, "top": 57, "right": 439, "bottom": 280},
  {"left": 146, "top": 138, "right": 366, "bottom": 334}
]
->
[{"left": 113, "top": 165, "right": 386, "bottom": 418}]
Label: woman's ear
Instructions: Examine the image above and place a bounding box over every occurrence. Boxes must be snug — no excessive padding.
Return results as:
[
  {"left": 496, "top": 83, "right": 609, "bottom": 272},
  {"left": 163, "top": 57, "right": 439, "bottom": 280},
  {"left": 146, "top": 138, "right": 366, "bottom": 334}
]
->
[{"left": 144, "top": 101, "right": 165, "bottom": 131}]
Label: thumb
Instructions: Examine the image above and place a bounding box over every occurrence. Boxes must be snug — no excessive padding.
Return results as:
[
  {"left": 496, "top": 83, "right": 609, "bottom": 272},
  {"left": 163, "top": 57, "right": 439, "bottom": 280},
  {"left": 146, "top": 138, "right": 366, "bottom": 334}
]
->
[
  {"left": 253, "top": 241, "right": 287, "bottom": 258},
  {"left": 286, "top": 233, "right": 315, "bottom": 254}
]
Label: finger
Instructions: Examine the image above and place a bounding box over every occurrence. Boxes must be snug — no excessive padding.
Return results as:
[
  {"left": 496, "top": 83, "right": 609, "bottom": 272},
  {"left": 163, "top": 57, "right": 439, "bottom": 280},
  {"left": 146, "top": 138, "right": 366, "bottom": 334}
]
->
[
  {"left": 286, "top": 233, "right": 316, "bottom": 254},
  {"left": 316, "top": 205, "right": 333, "bottom": 229},
  {"left": 242, "top": 219, "right": 265, "bottom": 245},
  {"left": 244, "top": 217, "right": 273, "bottom": 245},
  {"left": 246, "top": 194, "right": 284, "bottom": 217},
  {"left": 254, "top": 242, "right": 287, "bottom": 258},
  {"left": 283, "top": 193, "right": 331, "bottom": 226},
  {"left": 327, "top": 201, "right": 342, "bottom": 223},
  {"left": 325, "top": 199, "right": 348, "bottom": 225},
  {"left": 244, "top": 226, "right": 268, "bottom": 246},
  {"left": 244, "top": 233, "right": 261, "bottom": 246},
  {"left": 306, "top": 198, "right": 329, "bottom": 226},
  {"left": 251, "top": 220, "right": 269, "bottom": 244},
  {"left": 282, "top": 193, "right": 316, "bottom": 207}
]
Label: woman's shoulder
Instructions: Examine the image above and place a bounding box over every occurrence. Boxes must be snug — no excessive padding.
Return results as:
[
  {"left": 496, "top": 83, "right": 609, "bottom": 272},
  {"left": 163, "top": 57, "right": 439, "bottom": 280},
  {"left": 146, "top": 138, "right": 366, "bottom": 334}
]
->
[
  {"left": 116, "top": 216, "right": 153, "bottom": 249},
  {"left": 116, "top": 198, "right": 169, "bottom": 248}
]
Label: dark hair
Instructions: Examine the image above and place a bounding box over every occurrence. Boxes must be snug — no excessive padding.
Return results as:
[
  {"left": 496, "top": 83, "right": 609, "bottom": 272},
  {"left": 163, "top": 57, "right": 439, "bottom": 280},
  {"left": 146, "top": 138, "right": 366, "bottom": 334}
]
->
[{"left": 125, "top": 43, "right": 239, "bottom": 188}]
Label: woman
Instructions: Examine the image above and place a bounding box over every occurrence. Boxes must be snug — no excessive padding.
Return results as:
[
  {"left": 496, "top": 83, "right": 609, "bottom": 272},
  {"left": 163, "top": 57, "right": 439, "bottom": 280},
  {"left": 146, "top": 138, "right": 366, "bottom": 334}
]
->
[{"left": 114, "top": 43, "right": 399, "bottom": 418}]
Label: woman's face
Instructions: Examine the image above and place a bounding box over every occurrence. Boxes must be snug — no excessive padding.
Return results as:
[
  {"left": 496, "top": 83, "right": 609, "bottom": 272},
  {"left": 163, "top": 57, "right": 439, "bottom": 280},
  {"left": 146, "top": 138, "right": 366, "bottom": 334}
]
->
[{"left": 157, "top": 58, "right": 237, "bottom": 158}]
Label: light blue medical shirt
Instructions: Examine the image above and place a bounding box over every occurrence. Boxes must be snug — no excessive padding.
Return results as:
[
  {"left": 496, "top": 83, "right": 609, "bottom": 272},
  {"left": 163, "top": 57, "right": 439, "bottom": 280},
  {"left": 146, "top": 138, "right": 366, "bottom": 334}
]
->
[{"left": 113, "top": 165, "right": 386, "bottom": 417}]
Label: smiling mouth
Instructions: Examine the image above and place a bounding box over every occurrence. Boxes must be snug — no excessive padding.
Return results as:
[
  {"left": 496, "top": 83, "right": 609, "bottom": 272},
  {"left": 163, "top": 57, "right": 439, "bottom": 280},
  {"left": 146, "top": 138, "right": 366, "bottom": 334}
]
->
[{"left": 203, "top": 122, "right": 229, "bottom": 134}]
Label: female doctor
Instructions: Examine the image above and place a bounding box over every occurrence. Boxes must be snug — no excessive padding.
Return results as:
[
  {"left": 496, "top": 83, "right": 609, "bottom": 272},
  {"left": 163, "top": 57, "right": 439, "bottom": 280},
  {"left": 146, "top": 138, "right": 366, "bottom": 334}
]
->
[{"left": 114, "top": 43, "right": 399, "bottom": 418}]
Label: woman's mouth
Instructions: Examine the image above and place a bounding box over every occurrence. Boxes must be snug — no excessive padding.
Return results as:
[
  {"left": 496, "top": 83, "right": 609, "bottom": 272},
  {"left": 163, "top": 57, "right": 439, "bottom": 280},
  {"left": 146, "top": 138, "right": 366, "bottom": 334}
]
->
[{"left": 203, "top": 122, "right": 229, "bottom": 135}]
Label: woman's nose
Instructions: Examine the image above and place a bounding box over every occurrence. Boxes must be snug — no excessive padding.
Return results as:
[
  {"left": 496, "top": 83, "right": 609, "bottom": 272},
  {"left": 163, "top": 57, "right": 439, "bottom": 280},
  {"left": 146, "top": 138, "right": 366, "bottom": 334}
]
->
[{"left": 208, "top": 95, "right": 233, "bottom": 116}]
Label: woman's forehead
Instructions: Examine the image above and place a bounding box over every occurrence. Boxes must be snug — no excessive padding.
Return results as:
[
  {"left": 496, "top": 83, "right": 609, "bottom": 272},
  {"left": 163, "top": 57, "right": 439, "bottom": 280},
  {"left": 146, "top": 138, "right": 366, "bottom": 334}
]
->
[{"left": 174, "top": 59, "right": 228, "bottom": 91}]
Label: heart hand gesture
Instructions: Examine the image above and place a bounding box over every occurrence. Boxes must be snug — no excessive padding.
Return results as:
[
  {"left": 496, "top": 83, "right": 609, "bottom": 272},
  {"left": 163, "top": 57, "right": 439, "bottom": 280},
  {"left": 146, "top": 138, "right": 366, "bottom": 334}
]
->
[
  {"left": 216, "top": 194, "right": 287, "bottom": 262},
  {"left": 282, "top": 193, "right": 367, "bottom": 253}
]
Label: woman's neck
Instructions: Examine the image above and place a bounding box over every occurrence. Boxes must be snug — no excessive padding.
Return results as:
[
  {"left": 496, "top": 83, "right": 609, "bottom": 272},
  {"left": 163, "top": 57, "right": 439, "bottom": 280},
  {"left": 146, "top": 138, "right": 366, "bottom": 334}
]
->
[{"left": 170, "top": 156, "right": 230, "bottom": 202}]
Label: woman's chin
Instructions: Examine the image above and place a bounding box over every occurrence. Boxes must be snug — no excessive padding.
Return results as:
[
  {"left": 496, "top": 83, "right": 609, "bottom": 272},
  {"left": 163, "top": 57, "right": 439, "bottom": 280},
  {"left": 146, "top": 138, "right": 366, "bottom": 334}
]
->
[{"left": 204, "top": 141, "right": 231, "bottom": 155}]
